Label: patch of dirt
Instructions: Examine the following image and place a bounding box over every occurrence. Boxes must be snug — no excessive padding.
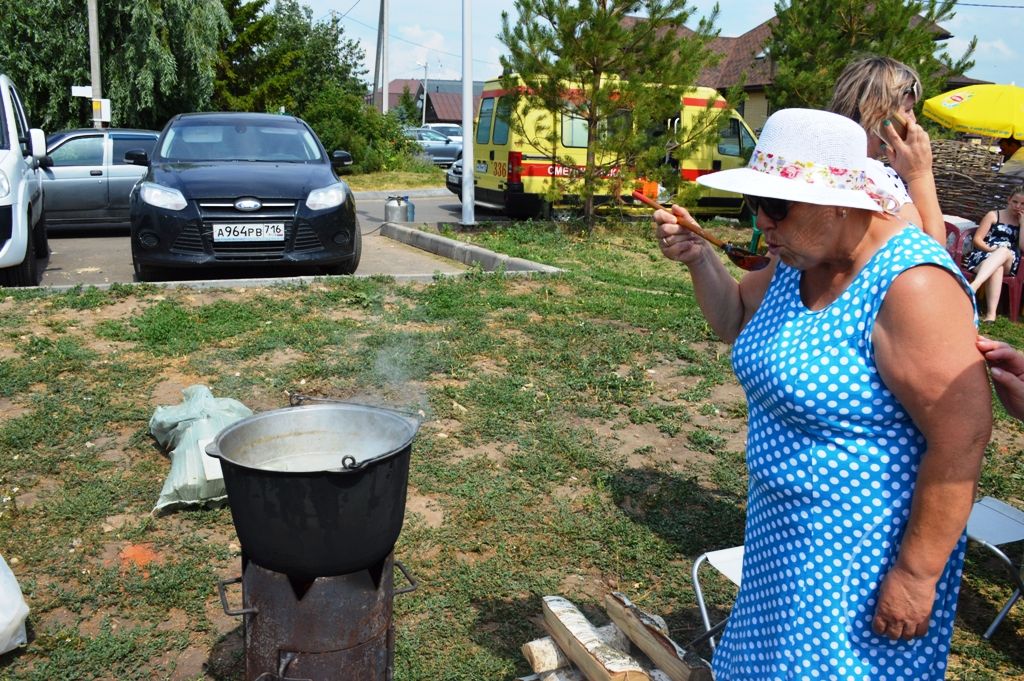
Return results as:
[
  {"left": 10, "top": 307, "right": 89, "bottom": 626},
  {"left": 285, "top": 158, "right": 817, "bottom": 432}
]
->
[
  {"left": 151, "top": 361, "right": 213, "bottom": 407},
  {"left": 0, "top": 398, "right": 28, "bottom": 421},
  {"left": 14, "top": 478, "right": 61, "bottom": 510},
  {"left": 406, "top": 490, "right": 444, "bottom": 528}
]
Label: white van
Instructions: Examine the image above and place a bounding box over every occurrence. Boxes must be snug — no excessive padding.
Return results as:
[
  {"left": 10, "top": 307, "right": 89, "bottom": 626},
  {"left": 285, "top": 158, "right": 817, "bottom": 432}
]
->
[{"left": 0, "top": 74, "right": 47, "bottom": 286}]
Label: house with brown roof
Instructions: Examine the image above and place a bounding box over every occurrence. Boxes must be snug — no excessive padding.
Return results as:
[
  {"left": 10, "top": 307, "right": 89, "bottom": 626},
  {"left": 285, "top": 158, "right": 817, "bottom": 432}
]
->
[{"left": 372, "top": 79, "right": 485, "bottom": 124}]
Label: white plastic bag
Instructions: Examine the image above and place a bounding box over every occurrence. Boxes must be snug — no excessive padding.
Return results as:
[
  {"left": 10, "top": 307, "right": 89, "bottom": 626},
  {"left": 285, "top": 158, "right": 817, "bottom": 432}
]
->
[
  {"left": 149, "top": 385, "right": 253, "bottom": 516},
  {"left": 0, "top": 554, "right": 28, "bottom": 655}
]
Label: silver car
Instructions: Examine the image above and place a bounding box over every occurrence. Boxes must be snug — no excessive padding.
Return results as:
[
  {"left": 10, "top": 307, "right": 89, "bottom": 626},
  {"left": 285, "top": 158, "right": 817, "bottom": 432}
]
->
[
  {"left": 403, "top": 127, "right": 462, "bottom": 167},
  {"left": 42, "top": 128, "right": 159, "bottom": 229}
]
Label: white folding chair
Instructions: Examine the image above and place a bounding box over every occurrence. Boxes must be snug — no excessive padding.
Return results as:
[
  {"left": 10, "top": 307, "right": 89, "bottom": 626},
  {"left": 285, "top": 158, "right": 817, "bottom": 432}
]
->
[
  {"left": 692, "top": 545, "right": 744, "bottom": 650},
  {"left": 966, "top": 496, "right": 1024, "bottom": 639}
]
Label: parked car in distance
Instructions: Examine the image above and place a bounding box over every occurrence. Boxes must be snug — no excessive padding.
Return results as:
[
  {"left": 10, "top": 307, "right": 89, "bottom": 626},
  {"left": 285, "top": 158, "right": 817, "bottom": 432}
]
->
[
  {"left": 128, "top": 112, "right": 359, "bottom": 281},
  {"left": 41, "top": 128, "right": 159, "bottom": 230},
  {"left": 423, "top": 123, "right": 463, "bottom": 144},
  {"left": 403, "top": 127, "right": 461, "bottom": 167},
  {"left": 446, "top": 158, "right": 465, "bottom": 196},
  {"left": 0, "top": 73, "right": 47, "bottom": 287}
]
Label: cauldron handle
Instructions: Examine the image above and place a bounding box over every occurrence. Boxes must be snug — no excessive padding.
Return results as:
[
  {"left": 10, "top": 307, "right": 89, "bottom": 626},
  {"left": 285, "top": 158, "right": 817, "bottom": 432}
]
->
[
  {"left": 218, "top": 576, "right": 258, "bottom": 617},
  {"left": 395, "top": 560, "right": 418, "bottom": 595}
]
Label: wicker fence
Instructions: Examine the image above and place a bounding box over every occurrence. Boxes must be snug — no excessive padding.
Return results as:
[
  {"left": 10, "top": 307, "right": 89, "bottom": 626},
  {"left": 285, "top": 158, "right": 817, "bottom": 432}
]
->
[{"left": 931, "top": 139, "right": 1022, "bottom": 224}]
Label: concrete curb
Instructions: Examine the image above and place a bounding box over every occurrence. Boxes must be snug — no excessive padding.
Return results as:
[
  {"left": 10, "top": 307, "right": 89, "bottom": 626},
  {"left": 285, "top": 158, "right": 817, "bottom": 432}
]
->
[
  {"left": 352, "top": 188, "right": 450, "bottom": 200},
  {"left": 379, "top": 222, "right": 563, "bottom": 275}
]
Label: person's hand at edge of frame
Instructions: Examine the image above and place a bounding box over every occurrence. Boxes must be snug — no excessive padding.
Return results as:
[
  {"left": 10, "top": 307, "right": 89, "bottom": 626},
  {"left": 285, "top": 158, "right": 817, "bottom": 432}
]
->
[{"left": 977, "top": 335, "right": 1024, "bottom": 422}]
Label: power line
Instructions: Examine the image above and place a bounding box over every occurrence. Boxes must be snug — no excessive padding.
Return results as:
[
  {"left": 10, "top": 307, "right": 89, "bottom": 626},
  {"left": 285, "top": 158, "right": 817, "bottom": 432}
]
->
[
  {"left": 338, "top": 13, "right": 502, "bottom": 68},
  {"left": 955, "top": 2, "right": 1024, "bottom": 7}
]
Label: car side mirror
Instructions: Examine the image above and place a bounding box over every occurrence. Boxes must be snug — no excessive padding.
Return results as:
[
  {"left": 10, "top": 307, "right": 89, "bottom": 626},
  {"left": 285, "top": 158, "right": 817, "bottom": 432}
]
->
[
  {"left": 29, "top": 128, "right": 46, "bottom": 161},
  {"left": 331, "top": 150, "right": 353, "bottom": 167},
  {"left": 124, "top": 149, "right": 150, "bottom": 166},
  {"left": 38, "top": 155, "right": 53, "bottom": 169}
]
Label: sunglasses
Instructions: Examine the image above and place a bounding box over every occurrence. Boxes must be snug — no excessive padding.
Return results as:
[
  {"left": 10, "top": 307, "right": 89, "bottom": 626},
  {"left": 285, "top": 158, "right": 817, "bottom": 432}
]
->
[{"left": 745, "top": 195, "right": 793, "bottom": 222}]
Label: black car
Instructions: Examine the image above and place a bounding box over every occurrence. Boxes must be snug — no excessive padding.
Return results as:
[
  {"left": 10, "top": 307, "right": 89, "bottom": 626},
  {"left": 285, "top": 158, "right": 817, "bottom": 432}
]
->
[{"left": 128, "top": 112, "right": 358, "bottom": 281}]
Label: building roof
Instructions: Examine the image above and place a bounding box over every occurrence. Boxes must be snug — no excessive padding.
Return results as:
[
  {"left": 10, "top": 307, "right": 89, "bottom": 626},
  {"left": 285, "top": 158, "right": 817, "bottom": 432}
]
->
[{"left": 426, "top": 92, "right": 464, "bottom": 122}]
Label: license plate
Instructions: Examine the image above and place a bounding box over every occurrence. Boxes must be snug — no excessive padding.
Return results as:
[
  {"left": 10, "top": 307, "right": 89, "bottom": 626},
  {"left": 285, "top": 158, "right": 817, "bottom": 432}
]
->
[{"left": 213, "top": 223, "right": 285, "bottom": 242}]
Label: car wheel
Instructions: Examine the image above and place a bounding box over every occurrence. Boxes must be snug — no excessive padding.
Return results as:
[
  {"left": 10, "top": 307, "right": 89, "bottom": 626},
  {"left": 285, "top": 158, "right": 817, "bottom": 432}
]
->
[
  {"left": 0, "top": 212, "right": 39, "bottom": 287},
  {"left": 323, "top": 226, "right": 362, "bottom": 276},
  {"left": 33, "top": 210, "right": 49, "bottom": 259}
]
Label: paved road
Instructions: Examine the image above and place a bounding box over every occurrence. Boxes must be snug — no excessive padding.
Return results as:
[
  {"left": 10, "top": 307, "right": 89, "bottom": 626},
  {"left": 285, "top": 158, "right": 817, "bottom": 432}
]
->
[{"left": 39, "top": 190, "right": 507, "bottom": 288}]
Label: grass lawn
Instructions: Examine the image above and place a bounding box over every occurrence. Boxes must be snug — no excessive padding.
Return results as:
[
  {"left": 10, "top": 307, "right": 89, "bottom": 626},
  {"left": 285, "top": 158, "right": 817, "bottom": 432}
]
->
[{"left": 0, "top": 219, "right": 1021, "bottom": 679}]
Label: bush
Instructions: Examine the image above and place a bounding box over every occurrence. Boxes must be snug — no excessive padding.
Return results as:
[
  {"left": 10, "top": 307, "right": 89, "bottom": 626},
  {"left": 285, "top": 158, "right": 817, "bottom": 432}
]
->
[{"left": 302, "top": 84, "right": 423, "bottom": 173}]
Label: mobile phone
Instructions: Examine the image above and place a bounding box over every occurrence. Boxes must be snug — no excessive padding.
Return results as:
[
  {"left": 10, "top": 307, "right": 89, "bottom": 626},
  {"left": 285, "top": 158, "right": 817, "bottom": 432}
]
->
[{"left": 890, "top": 112, "right": 909, "bottom": 140}]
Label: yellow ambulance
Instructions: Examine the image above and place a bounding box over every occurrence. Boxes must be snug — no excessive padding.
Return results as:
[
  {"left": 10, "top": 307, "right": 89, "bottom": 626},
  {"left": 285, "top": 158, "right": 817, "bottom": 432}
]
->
[{"left": 462, "top": 77, "right": 758, "bottom": 218}]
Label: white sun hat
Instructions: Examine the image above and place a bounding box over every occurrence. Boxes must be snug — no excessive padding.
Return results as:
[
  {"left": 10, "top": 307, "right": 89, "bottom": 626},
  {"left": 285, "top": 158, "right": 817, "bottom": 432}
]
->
[{"left": 697, "top": 108, "right": 886, "bottom": 212}]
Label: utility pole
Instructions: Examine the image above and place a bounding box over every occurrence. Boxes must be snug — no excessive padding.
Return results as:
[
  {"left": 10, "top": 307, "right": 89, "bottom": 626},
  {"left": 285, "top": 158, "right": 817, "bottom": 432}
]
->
[
  {"left": 87, "top": 0, "right": 103, "bottom": 129},
  {"left": 460, "top": 0, "right": 476, "bottom": 227},
  {"left": 417, "top": 61, "right": 429, "bottom": 126},
  {"left": 381, "top": 0, "right": 389, "bottom": 114},
  {"left": 372, "top": 1, "right": 390, "bottom": 113}
]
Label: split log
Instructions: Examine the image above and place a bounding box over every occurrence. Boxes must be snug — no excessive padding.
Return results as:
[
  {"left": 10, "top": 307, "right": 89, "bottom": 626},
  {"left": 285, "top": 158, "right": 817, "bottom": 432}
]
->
[
  {"left": 523, "top": 622, "right": 630, "bottom": 673},
  {"left": 604, "top": 592, "right": 713, "bottom": 681},
  {"left": 515, "top": 670, "right": 584, "bottom": 681},
  {"left": 542, "top": 595, "right": 650, "bottom": 681}
]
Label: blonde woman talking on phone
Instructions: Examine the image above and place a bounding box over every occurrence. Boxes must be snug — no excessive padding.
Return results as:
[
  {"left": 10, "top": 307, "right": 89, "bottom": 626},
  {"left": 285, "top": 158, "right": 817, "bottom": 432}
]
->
[{"left": 830, "top": 56, "right": 945, "bottom": 243}]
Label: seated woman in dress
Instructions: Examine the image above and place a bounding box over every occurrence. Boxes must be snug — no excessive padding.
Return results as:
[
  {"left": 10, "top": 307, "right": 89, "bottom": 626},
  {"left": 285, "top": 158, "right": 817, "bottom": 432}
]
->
[
  {"left": 962, "top": 186, "right": 1024, "bottom": 321},
  {"left": 653, "top": 108, "right": 990, "bottom": 680}
]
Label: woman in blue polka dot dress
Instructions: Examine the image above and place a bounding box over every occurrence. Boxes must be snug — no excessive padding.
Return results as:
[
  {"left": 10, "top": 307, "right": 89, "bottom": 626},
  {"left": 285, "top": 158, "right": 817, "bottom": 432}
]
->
[{"left": 654, "top": 109, "right": 991, "bottom": 679}]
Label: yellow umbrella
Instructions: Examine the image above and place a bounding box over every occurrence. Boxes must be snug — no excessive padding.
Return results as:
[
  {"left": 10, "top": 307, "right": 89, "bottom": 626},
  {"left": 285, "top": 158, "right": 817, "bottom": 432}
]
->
[{"left": 922, "top": 83, "right": 1024, "bottom": 140}]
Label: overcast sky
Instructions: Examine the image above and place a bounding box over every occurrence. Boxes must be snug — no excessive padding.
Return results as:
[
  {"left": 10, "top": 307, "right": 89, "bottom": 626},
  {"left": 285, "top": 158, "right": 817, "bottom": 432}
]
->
[{"left": 304, "top": 0, "right": 1017, "bottom": 90}]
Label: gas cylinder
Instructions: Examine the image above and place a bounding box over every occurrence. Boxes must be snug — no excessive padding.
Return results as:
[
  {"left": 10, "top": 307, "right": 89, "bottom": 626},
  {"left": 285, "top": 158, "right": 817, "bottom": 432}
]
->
[{"left": 385, "top": 196, "right": 415, "bottom": 222}]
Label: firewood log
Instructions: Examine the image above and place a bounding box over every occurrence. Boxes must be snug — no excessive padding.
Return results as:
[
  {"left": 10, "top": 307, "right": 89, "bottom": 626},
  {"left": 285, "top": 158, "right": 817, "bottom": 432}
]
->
[
  {"left": 522, "top": 622, "right": 630, "bottom": 673},
  {"left": 604, "top": 593, "right": 713, "bottom": 681},
  {"left": 542, "top": 595, "right": 650, "bottom": 681}
]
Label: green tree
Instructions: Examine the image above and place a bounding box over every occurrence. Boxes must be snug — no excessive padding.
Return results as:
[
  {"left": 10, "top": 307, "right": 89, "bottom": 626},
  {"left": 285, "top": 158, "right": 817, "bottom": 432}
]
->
[
  {"left": 259, "top": 0, "right": 366, "bottom": 115},
  {"left": 766, "top": 0, "right": 976, "bottom": 111},
  {"left": 395, "top": 86, "right": 420, "bottom": 126},
  {"left": 499, "top": 0, "right": 721, "bottom": 227},
  {"left": 213, "top": 0, "right": 276, "bottom": 112},
  {"left": 0, "top": 0, "right": 228, "bottom": 131}
]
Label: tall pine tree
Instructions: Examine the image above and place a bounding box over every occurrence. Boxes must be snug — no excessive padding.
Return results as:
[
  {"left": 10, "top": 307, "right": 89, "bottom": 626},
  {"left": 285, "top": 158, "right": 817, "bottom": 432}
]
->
[
  {"left": 766, "top": 0, "right": 975, "bottom": 111},
  {"left": 499, "top": 0, "right": 721, "bottom": 227}
]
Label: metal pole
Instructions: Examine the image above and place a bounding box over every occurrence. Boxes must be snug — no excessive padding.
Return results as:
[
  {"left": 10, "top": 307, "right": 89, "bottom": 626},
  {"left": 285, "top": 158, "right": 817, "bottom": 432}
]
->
[
  {"left": 460, "top": 0, "right": 476, "bottom": 227},
  {"left": 87, "top": 0, "right": 103, "bottom": 129},
  {"left": 421, "top": 62, "right": 428, "bottom": 126},
  {"left": 381, "top": 0, "right": 389, "bottom": 114},
  {"left": 372, "top": 3, "right": 383, "bottom": 112}
]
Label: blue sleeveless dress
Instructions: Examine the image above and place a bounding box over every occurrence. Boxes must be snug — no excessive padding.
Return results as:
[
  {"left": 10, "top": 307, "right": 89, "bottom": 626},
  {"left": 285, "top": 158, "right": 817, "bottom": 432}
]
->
[{"left": 712, "top": 227, "right": 974, "bottom": 680}]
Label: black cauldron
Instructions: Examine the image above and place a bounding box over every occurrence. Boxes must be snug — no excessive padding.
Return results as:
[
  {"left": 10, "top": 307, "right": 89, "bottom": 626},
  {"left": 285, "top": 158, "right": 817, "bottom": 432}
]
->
[{"left": 206, "top": 402, "right": 418, "bottom": 578}]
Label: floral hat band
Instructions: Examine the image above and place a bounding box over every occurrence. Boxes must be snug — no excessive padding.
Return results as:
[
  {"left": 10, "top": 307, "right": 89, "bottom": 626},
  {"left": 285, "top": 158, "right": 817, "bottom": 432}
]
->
[
  {"left": 697, "top": 109, "right": 893, "bottom": 214},
  {"left": 748, "top": 150, "right": 899, "bottom": 214}
]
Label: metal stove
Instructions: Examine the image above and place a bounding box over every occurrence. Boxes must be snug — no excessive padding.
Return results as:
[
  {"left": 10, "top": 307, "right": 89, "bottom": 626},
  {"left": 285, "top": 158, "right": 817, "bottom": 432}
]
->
[{"left": 219, "top": 553, "right": 416, "bottom": 681}]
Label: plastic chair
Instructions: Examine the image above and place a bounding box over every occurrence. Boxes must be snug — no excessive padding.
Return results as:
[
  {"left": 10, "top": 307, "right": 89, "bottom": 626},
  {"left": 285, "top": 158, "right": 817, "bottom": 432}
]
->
[
  {"left": 951, "top": 224, "right": 1024, "bottom": 322},
  {"left": 966, "top": 496, "right": 1024, "bottom": 639},
  {"left": 692, "top": 545, "right": 744, "bottom": 650}
]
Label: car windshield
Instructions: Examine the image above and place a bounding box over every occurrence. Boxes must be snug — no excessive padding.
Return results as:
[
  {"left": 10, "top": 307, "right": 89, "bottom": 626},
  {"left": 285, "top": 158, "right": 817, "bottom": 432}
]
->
[
  {"left": 158, "top": 120, "right": 323, "bottom": 162},
  {"left": 434, "top": 126, "right": 460, "bottom": 137}
]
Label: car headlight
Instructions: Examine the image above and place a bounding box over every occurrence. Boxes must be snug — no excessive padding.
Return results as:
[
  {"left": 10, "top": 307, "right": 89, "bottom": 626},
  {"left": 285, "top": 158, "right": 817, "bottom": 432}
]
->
[
  {"left": 0, "top": 171, "right": 9, "bottom": 199},
  {"left": 139, "top": 182, "right": 188, "bottom": 211},
  {"left": 305, "top": 183, "right": 347, "bottom": 210}
]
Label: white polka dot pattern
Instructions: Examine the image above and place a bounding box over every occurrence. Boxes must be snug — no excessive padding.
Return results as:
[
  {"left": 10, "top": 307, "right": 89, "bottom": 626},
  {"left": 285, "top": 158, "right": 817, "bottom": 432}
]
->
[{"left": 711, "top": 227, "right": 973, "bottom": 680}]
